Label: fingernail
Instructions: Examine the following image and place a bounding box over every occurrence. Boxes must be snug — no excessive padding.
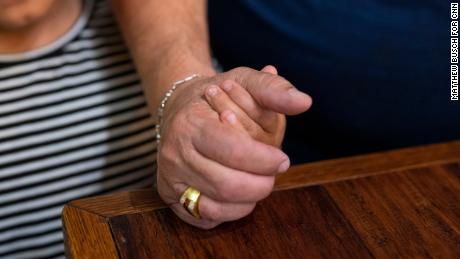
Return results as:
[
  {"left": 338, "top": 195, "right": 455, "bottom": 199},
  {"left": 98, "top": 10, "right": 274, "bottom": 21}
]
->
[
  {"left": 207, "top": 85, "right": 219, "bottom": 97},
  {"left": 277, "top": 158, "right": 290, "bottom": 173},
  {"left": 222, "top": 81, "right": 233, "bottom": 92},
  {"left": 288, "top": 88, "right": 307, "bottom": 98},
  {"left": 224, "top": 111, "right": 237, "bottom": 124}
]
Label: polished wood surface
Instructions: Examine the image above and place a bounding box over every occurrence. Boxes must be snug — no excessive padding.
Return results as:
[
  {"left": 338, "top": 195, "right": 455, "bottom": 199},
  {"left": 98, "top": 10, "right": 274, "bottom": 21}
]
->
[
  {"left": 62, "top": 140, "right": 460, "bottom": 258},
  {"left": 63, "top": 206, "right": 119, "bottom": 259}
]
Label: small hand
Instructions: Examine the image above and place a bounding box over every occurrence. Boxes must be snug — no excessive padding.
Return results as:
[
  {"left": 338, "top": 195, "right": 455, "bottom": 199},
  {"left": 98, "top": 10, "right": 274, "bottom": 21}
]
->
[{"left": 204, "top": 78, "right": 285, "bottom": 147}]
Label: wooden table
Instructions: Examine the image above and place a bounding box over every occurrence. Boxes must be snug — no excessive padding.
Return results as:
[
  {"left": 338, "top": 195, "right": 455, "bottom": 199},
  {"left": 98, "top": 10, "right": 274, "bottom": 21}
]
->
[{"left": 62, "top": 141, "right": 460, "bottom": 259}]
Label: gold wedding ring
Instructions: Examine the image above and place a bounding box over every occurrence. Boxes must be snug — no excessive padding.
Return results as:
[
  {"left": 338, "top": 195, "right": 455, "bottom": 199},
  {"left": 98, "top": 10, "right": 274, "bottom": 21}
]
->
[{"left": 179, "top": 186, "right": 201, "bottom": 219}]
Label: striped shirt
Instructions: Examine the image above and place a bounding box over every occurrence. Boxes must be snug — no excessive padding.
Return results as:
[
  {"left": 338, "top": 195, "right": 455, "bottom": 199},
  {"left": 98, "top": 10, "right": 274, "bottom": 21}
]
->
[{"left": 0, "top": 1, "right": 157, "bottom": 258}]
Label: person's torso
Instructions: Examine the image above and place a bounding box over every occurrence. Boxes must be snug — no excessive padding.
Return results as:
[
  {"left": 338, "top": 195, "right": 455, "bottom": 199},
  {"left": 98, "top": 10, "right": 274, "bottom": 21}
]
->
[{"left": 0, "top": 1, "right": 156, "bottom": 258}]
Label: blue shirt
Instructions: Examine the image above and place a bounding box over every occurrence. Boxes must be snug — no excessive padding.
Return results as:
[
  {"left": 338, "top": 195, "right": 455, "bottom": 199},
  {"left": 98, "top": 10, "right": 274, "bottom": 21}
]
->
[{"left": 208, "top": 0, "right": 458, "bottom": 163}]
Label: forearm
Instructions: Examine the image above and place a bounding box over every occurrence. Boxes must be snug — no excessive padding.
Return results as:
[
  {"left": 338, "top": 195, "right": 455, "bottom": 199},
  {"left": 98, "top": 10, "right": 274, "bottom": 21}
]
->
[{"left": 110, "top": 0, "right": 216, "bottom": 112}]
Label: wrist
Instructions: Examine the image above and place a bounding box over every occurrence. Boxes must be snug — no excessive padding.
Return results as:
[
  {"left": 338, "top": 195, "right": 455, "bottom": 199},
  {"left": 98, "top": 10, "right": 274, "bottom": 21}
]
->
[
  {"left": 141, "top": 52, "right": 216, "bottom": 111},
  {"left": 155, "top": 74, "right": 202, "bottom": 143},
  {"left": 156, "top": 61, "right": 216, "bottom": 90}
]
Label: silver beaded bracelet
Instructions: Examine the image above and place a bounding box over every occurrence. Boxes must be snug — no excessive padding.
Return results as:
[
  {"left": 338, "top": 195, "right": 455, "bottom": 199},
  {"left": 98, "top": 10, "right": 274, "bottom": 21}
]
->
[{"left": 155, "top": 74, "right": 200, "bottom": 143}]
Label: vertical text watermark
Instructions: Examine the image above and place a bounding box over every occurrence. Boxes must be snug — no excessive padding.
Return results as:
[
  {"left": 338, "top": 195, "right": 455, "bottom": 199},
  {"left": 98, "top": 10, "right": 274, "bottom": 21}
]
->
[{"left": 451, "top": 3, "right": 459, "bottom": 100}]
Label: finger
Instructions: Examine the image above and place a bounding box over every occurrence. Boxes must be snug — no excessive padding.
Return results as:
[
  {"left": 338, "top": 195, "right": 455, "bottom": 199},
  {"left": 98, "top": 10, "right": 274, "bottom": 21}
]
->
[
  {"left": 199, "top": 196, "right": 256, "bottom": 222},
  {"left": 170, "top": 189, "right": 256, "bottom": 223},
  {"left": 157, "top": 173, "right": 220, "bottom": 229},
  {"left": 170, "top": 202, "right": 220, "bottom": 229},
  {"left": 204, "top": 84, "right": 263, "bottom": 135},
  {"left": 227, "top": 67, "right": 313, "bottom": 115},
  {"left": 221, "top": 80, "right": 280, "bottom": 133},
  {"left": 169, "top": 199, "right": 255, "bottom": 229},
  {"left": 261, "top": 65, "right": 278, "bottom": 75},
  {"left": 158, "top": 147, "right": 277, "bottom": 203},
  {"left": 157, "top": 168, "right": 260, "bottom": 226},
  {"left": 160, "top": 179, "right": 257, "bottom": 227},
  {"left": 192, "top": 120, "right": 290, "bottom": 175},
  {"left": 186, "top": 148, "right": 276, "bottom": 202},
  {"left": 219, "top": 110, "right": 245, "bottom": 131}
]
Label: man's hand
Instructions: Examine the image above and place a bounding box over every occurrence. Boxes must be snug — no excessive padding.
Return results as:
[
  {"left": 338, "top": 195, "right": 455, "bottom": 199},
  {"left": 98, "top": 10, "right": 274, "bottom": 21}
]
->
[
  {"left": 110, "top": 0, "right": 311, "bottom": 229},
  {"left": 156, "top": 67, "right": 312, "bottom": 229}
]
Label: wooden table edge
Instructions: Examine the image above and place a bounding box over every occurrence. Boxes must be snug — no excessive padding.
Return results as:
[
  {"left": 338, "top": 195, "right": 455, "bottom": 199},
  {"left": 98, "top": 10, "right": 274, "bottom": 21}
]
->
[
  {"left": 62, "top": 204, "right": 120, "bottom": 259},
  {"left": 61, "top": 140, "right": 460, "bottom": 258},
  {"left": 63, "top": 139, "right": 460, "bottom": 218}
]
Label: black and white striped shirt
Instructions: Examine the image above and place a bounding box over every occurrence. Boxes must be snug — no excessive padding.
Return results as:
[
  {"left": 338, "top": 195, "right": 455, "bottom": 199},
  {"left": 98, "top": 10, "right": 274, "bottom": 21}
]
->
[{"left": 0, "top": 1, "right": 157, "bottom": 258}]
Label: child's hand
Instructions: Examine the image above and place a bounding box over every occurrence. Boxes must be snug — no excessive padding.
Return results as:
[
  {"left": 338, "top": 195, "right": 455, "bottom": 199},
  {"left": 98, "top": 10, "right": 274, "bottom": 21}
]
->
[{"left": 204, "top": 66, "right": 286, "bottom": 147}]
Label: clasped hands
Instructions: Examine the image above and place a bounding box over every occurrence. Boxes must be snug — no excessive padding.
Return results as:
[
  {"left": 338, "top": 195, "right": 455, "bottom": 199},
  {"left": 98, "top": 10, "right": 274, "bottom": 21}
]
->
[{"left": 156, "top": 66, "right": 312, "bottom": 229}]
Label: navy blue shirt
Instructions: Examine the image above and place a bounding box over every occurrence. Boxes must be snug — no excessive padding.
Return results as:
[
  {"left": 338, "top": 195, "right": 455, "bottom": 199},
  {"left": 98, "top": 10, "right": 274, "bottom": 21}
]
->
[{"left": 208, "top": 0, "right": 458, "bottom": 164}]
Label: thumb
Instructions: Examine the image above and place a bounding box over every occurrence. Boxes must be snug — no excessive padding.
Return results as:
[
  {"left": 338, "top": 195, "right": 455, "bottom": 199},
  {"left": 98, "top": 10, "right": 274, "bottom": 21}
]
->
[{"left": 227, "top": 67, "right": 312, "bottom": 115}]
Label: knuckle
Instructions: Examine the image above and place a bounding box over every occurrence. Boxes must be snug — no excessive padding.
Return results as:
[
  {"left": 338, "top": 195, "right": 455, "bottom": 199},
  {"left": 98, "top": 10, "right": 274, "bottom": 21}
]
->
[
  {"left": 180, "top": 144, "right": 194, "bottom": 164},
  {"left": 205, "top": 84, "right": 220, "bottom": 97},
  {"left": 232, "top": 66, "right": 251, "bottom": 74},
  {"left": 169, "top": 112, "right": 187, "bottom": 132},
  {"left": 184, "top": 108, "right": 199, "bottom": 127},
  {"left": 158, "top": 144, "right": 175, "bottom": 164},
  {"left": 157, "top": 147, "right": 183, "bottom": 176},
  {"left": 156, "top": 174, "right": 183, "bottom": 206},
  {"left": 260, "top": 74, "right": 292, "bottom": 93},
  {"left": 184, "top": 104, "right": 209, "bottom": 129},
  {"left": 222, "top": 79, "right": 235, "bottom": 86}
]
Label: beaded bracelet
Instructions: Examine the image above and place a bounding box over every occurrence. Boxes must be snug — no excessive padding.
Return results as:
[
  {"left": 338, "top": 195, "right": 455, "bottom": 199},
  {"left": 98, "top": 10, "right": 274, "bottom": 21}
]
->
[{"left": 155, "top": 74, "right": 200, "bottom": 143}]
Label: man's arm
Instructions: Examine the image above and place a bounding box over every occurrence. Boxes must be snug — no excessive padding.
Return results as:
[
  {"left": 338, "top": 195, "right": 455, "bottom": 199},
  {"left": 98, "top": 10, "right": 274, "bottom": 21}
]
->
[
  {"left": 110, "top": 0, "right": 216, "bottom": 112},
  {"left": 109, "top": 0, "right": 312, "bottom": 229}
]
